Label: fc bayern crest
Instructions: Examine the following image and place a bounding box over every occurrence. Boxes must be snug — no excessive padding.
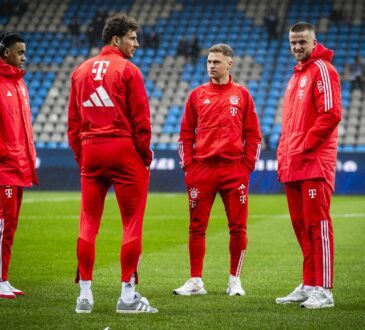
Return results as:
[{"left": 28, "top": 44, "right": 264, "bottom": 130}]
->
[
  {"left": 300, "top": 76, "right": 308, "bottom": 88},
  {"left": 189, "top": 187, "right": 200, "bottom": 199},
  {"left": 229, "top": 95, "right": 240, "bottom": 105}
]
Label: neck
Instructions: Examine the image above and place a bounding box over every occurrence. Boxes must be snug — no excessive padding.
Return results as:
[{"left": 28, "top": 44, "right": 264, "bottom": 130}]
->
[{"left": 212, "top": 74, "right": 229, "bottom": 85}]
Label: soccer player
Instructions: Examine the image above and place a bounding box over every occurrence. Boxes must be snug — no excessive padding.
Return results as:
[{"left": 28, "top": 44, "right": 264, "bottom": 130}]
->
[
  {"left": 175, "top": 44, "right": 261, "bottom": 296},
  {"left": 0, "top": 32, "right": 38, "bottom": 299},
  {"left": 67, "top": 15, "right": 157, "bottom": 313},
  {"left": 276, "top": 22, "right": 341, "bottom": 309}
]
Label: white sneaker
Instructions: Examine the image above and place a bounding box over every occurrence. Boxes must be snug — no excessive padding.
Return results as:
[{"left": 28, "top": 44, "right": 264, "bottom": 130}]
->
[
  {"left": 75, "top": 289, "right": 94, "bottom": 314},
  {"left": 116, "top": 293, "right": 158, "bottom": 313},
  {"left": 226, "top": 277, "right": 245, "bottom": 296},
  {"left": 300, "top": 287, "right": 334, "bottom": 309},
  {"left": 173, "top": 278, "right": 207, "bottom": 296},
  {"left": 3, "top": 281, "right": 24, "bottom": 296},
  {"left": 0, "top": 281, "right": 16, "bottom": 299},
  {"left": 276, "top": 284, "right": 311, "bottom": 304}
]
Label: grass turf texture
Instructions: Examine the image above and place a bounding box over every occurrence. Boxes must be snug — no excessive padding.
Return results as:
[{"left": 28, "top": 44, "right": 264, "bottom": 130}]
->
[{"left": 0, "top": 192, "right": 364, "bottom": 329}]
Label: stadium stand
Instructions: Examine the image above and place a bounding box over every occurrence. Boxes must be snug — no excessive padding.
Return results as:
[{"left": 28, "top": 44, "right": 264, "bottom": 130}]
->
[{"left": 0, "top": 0, "right": 364, "bottom": 152}]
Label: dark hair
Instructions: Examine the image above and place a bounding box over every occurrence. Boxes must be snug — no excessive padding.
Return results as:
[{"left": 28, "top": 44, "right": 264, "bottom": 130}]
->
[
  {"left": 290, "top": 22, "right": 316, "bottom": 34},
  {"left": 102, "top": 14, "right": 139, "bottom": 45},
  {"left": 208, "top": 43, "right": 234, "bottom": 58},
  {"left": 0, "top": 32, "right": 25, "bottom": 56}
]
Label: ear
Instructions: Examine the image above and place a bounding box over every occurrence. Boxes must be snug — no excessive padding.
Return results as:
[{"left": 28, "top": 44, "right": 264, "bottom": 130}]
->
[
  {"left": 111, "top": 35, "right": 120, "bottom": 47},
  {"left": 3, "top": 48, "right": 9, "bottom": 58}
]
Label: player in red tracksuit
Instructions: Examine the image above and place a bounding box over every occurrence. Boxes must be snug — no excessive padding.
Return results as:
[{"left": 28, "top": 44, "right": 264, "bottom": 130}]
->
[
  {"left": 68, "top": 15, "right": 157, "bottom": 313},
  {"left": 276, "top": 22, "right": 341, "bottom": 309},
  {"left": 174, "top": 44, "right": 261, "bottom": 296},
  {"left": 0, "top": 32, "right": 38, "bottom": 299}
]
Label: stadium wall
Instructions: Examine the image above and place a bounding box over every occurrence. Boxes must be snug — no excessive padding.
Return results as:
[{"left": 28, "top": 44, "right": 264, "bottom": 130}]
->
[{"left": 34, "top": 149, "right": 365, "bottom": 194}]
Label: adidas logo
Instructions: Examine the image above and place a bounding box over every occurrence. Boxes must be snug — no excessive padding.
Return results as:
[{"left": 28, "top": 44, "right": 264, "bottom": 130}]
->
[
  {"left": 7, "top": 91, "right": 12, "bottom": 97},
  {"left": 203, "top": 99, "right": 211, "bottom": 104},
  {"left": 82, "top": 86, "right": 114, "bottom": 107}
]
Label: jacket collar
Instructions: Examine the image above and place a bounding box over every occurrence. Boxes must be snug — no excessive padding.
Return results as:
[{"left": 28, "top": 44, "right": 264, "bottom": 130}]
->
[
  {"left": 208, "top": 75, "right": 233, "bottom": 90},
  {"left": 294, "top": 43, "right": 334, "bottom": 72},
  {"left": 0, "top": 58, "right": 25, "bottom": 79},
  {"left": 99, "top": 45, "right": 126, "bottom": 58}
]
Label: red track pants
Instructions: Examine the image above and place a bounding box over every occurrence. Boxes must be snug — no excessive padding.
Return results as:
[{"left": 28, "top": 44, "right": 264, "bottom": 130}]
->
[
  {"left": 0, "top": 186, "right": 23, "bottom": 282},
  {"left": 185, "top": 160, "right": 250, "bottom": 278},
  {"left": 285, "top": 179, "right": 334, "bottom": 288},
  {"left": 76, "top": 138, "right": 150, "bottom": 283}
]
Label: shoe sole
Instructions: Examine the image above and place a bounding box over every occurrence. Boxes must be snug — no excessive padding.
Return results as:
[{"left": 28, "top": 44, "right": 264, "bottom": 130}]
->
[
  {"left": 75, "top": 309, "right": 92, "bottom": 314},
  {"left": 300, "top": 303, "right": 334, "bottom": 309},
  {"left": 75, "top": 304, "right": 93, "bottom": 314},
  {"left": 0, "top": 295, "right": 16, "bottom": 299},
  {"left": 173, "top": 289, "right": 207, "bottom": 296},
  {"left": 228, "top": 292, "right": 245, "bottom": 296},
  {"left": 276, "top": 298, "right": 307, "bottom": 304},
  {"left": 116, "top": 309, "right": 158, "bottom": 314}
]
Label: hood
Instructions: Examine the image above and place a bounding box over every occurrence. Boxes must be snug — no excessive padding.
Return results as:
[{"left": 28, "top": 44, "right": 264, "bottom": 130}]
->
[
  {"left": 294, "top": 43, "right": 334, "bottom": 71},
  {"left": 0, "top": 58, "right": 25, "bottom": 79}
]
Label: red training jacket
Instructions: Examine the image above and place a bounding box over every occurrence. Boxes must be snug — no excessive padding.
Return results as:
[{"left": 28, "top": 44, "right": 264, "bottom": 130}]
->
[
  {"left": 277, "top": 44, "right": 342, "bottom": 191},
  {"left": 179, "top": 76, "right": 261, "bottom": 172},
  {"left": 0, "top": 59, "right": 38, "bottom": 186},
  {"left": 67, "top": 46, "right": 153, "bottom": 166}
]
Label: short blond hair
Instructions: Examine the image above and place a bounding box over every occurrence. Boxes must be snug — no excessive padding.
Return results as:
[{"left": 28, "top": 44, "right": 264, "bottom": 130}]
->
[{"left": 208, "top": 44, "right": 233, "bottom": 58}]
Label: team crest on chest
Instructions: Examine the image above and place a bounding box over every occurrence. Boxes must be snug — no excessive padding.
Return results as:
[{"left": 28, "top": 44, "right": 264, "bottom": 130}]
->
[
  {"left": 300, "top": 76, "right": 308, "bottom": 88},
  {"left": 229, "top": 95, "right": 240, "bottom": 105}
]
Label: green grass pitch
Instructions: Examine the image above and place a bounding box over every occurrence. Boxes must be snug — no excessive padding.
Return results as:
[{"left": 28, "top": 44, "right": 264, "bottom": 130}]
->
[{"left": 0, "top": 192, "right": 364, "bottom": 329}]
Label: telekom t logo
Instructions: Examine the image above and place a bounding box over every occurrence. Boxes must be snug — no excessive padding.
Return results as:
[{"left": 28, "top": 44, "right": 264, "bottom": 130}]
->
[
  {"left": 91, "top": 61, "right": 110, "bottom": 81},
  {"left": 5, "top": 188, "right": 13, "bottom": 198},
  {"left": 308, "top": 189, "right": 317, "bottom": 199}
]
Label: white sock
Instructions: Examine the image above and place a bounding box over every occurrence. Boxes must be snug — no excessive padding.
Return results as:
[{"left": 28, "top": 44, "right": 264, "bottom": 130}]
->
[
  {"left": 318, "top": 287, "right": 331, "bottom": 295},
  {"left": 79, "top": 280, "right": 92, "bottom": 302},
  {"left": 79, "top": 280, "right": 91, "bottom": 291},
  {"left": 229, "top": 275, "right": 240, "bottom": 282},
  {"left": 192, "top": 277, "right": 203, "bottom": 285},
  {"left": 121, "top": 276, "right": 136, "bottom": 303},
  {"left": 303, "top": 285, "right": 314, "bottom": 292}
]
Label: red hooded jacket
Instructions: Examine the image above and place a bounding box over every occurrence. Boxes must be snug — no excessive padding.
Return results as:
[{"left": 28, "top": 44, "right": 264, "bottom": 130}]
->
[
  {"left": 0, "top": 59, "right": 38, "bottom": 186},
  {"left": 67, "top": 46, "right": 153, "bottom": 166},
  {"left": 277, "top": 44, "right": 342, "bottom": 191},
  {"left": 179, "top": 76, "right": 261, "bottom": 172}
]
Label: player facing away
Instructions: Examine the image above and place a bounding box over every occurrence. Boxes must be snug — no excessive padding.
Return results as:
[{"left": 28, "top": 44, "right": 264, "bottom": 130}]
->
[
  {"left": 175, "top": 44, "right": 261, "bottom": 296},
  {"left": 0, "top": 32, "right": 39, "bottom": 299},
  {"left": 276, "top": 22, "right": 341, "bottom": 309},
  {"left": 67, "top": 15, "right": 157, "bottom": 313}
]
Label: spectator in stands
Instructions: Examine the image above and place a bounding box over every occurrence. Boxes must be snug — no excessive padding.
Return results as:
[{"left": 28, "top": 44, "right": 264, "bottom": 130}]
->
[
  {"left": 177, "top": 36, "right": 189, "bottom": 58},
  {"left": 87, "top": 8, "right": 108, "bottom": 48},
  {"left": 86, "top": 23, "right": 97, "bottom": 48},
  {"left": 68, "top": 16, "right": 81, "bottom": 50},
  {"left": 264, "top": 7, "right": 278, "bottom": 40},
  {"left": 68, "top": 14, "right": 157, "bottom": 314},
  {"left": 175, "top": 43, "right": 261, "bottom": 297},
  {"left": 0, "top": 32, "right": 38, "bottom": 299},
  {"left": 144, "top": 28, "right": 160, "bottom": 49},
  {"left": 276, "top": 22, "right": 341, "bottom": 309},
  {"left": 0, "top": 0, "right": 12, "bottom": 16},
  {"left": 349, "top": 57, "right": 364, "bottom": 91},
  {"left": 189, "top": 35, "right": 200, "bottom": 64},
  {"left": 329, "top": 7, "right": 344, "bottom": 25}
]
